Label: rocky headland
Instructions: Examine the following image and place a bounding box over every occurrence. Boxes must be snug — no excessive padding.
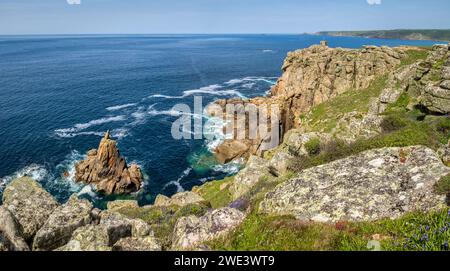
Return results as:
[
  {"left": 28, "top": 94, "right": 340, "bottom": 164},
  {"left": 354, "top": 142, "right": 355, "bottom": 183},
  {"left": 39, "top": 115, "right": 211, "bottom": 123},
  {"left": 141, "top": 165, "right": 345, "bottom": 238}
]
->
[{"left": 1, "top": 42, "right": 450, "bottom": 251}]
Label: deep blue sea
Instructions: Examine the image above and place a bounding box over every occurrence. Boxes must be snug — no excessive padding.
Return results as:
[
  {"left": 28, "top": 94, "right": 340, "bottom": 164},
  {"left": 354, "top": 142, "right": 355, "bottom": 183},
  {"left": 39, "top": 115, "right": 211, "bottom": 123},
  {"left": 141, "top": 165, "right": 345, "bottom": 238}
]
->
[{"left": 0, "top": 34, "right": 442, "bottom": 207}]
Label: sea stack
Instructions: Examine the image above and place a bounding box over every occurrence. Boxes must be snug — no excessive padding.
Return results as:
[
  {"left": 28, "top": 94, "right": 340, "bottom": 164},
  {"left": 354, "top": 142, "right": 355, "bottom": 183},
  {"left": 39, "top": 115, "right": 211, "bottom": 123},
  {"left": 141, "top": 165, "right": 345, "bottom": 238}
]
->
[{"left": 75, "top": 131, "right": 143, "bottom": 195}]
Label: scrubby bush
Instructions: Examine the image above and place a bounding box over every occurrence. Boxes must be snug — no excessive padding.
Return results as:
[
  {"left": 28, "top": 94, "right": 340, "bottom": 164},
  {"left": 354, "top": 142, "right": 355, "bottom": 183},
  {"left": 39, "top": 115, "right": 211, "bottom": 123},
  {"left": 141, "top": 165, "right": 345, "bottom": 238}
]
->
[
  {"left": 305, "top": 138, "right": 321, "bottom": 156},
  {"left": 435, "top": 174, "right": 450, "bottom": 195}
]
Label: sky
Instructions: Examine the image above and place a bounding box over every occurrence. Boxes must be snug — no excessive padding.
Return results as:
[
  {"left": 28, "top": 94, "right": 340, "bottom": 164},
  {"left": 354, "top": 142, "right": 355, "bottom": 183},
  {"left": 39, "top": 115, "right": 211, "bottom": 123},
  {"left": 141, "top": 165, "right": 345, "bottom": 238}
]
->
[{"left": 0, "top": 0, "right": 449, "bottom": 35}]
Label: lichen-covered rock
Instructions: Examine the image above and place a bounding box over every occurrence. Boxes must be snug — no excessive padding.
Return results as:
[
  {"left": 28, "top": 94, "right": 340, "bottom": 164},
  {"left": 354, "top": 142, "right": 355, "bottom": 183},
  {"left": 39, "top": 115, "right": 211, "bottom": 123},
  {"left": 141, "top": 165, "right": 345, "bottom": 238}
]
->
[
  {"left": 260, "top": 146, "right": 450, "bottom": 223},
  {"left": 112, "top": 236, "right": 161, "bottom": 251},
  {"left": 106, "top": 200, "right": 139, "bottom": 211},
  {"left": 100, "top": 211, "right": 153, "bottom": 239},
  {"left": 2, "top": 177, "right": 59, "bottom": 240},
  {"left": 75, "top": 131, "right": 143, "bottom": 195},
  {"left": 229, "top": 156, "right": 271, "bottom": 200},
  {"left": 172, "top": 207, "right": 245, "bottom": 250},
  {"left": 0, "top": 206, "right": 29, "bottom": 251},
  {"left": 55, "top": 225, "right": 111, "bottom": 251},
  {"left": 32, "top": 195, "right": 93, "bottom": 251},
  {"left": 154, "top": 191, "right": 206, "bottom": 207}
]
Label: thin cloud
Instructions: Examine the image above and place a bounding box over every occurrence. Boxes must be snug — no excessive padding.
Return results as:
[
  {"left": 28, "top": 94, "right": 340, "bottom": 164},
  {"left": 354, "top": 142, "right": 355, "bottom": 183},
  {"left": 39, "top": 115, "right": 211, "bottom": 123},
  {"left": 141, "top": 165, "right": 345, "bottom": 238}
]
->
[
  {"left": 367, "top": 0, "right": 382, "bottom": 5},
  {"left": 67, "top": 0, "right": 81, "bottom": 5}
]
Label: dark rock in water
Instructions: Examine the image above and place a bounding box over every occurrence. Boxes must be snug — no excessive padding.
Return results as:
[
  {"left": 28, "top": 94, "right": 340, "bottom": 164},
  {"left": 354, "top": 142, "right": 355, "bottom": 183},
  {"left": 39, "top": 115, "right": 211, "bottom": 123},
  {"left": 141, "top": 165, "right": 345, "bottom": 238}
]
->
[{"left": 75, "top": 131, "right": 143, "bottom": 195}]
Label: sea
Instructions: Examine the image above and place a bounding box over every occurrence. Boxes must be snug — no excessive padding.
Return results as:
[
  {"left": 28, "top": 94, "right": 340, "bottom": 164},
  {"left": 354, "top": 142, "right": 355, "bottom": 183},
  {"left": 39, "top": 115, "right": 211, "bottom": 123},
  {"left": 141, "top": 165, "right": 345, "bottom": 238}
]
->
[{"left": 0, "top": 34, "right": 442, "bottom": 207}]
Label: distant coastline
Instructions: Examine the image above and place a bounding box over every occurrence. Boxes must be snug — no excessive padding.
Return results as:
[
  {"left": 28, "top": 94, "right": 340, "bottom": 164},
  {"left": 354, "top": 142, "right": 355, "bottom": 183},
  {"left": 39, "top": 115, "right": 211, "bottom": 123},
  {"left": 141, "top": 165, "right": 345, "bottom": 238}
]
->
[{"left": 317, "top": 29, "right": 450, "bottom": 42}]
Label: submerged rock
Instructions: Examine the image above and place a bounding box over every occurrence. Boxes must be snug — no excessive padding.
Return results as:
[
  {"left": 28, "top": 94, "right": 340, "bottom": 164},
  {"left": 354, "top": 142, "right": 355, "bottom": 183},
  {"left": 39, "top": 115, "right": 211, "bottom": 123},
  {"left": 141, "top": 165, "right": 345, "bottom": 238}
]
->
[
  {"left": 259, "top": 146, "right": 450, "bottom": 222},
  {"left": 0, "top": 206, "right": 29, "bottom": 251},
  {"left": 33, "top": 195, "right": 93, "bottom": 251},
  {"left": 172, "top": 207, "right": 245, "bottom": 250},
  {"left": 2, "top": 177, "right": 59, "bottom": 240},
  {"left": 75, "top": 131, "right": 143, "bottom": 195}
]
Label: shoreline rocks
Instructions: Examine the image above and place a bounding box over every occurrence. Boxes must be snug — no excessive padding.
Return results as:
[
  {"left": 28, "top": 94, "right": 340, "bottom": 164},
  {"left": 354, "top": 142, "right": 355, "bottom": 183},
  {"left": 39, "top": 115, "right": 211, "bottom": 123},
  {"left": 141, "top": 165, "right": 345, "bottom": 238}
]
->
[{"left": 75, "top": 131, "right": 143, "bottom": 195}]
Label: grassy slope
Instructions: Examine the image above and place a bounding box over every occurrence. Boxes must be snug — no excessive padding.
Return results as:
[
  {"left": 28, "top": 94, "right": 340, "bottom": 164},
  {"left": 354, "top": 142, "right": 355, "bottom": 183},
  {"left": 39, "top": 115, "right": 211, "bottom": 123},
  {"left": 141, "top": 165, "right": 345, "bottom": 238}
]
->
[{"left": 318, "top": 29, "right": 450, "bottom": 42}]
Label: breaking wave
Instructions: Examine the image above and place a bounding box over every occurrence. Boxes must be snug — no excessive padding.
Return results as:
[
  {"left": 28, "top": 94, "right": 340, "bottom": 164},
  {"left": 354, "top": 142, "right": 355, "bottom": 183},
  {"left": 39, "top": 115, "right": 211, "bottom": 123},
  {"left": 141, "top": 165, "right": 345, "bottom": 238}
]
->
[
  {"left": 163, "top": 167, "right": 192, "bottom": 193},
  {"left": 106, "top": 103, "right": 137, "bottom": 111},
  {"left": 0, "top": 164, "right": 49, "bottom": 193}
]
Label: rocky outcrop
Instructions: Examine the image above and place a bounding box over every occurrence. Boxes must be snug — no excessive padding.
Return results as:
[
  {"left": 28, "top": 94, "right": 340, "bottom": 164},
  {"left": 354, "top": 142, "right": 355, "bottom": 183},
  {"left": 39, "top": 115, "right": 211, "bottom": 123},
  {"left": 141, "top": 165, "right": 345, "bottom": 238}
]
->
[
  {"left": 75, "top": 131, "right": 143, "bottom": 195},
  {"left": 106, "top": 200, "right": 139, "bottom": 211},
  {"left": 229, "top": 156, "right": 271, "bottom": 200},
  {"left": 57, "top": 211, "right": 158, "bottom": 251},
  {"left": 154, "top": 191, "right": 206, "bottom": 207},
  {"left": 419, "top": 44, "right": 450, "bottom": 114},
  {"left": 172, "top": 207, "right": 245, "bottom": 250},
  {"left": 2, "top": 177, "right": 59, "bottom": 240},
  {"left": 0, "top": 207, "right": 29, "bottom": 251},
  {"left": 210, "top": 43, "right": 408, "bottom": 163},
  {"left": 259, "top": 146, "right": 450, "bottom": 222},
  {"left": 32, "top": 195, "right": 93, "bottom": 251}
]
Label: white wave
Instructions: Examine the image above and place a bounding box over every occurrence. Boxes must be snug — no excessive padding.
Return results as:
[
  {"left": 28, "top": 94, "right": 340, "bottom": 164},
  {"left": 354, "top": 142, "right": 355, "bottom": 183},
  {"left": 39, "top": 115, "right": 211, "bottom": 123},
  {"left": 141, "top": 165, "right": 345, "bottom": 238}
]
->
[
  {"left": 54, "top": 131, "right": 105, "bottom": 138},
  {"left": 149, "top": 84, "right": 247, "bottom": 99},
  {"left": 111, "top": 128, "right": 129, "bottom": 139},
  {"left": 51, "top": 150, "right": 85, "bottom": 193},
  {"left": 212, "top": 159, "right": 244, "bottom": 175},
  {"left": 55, "top": 115, "right": 127, "bottom": 135},
  {"left": 106, "top": 103, "right": 137, "bottom": 111},
  {"left": 225, "top": 76, "right": 278, "bottom": 86},
  {"left": 0, "top": 164, "right": 49, "bottom": 192},
  {"left": 77, "top": 185, "right": 98, "bottom": 198},
  {"left": 262, "top": 49, "right": 275, "bottom": 53},
  {"left": 242, "top": 82, "right": 256, "bottom": 89}
]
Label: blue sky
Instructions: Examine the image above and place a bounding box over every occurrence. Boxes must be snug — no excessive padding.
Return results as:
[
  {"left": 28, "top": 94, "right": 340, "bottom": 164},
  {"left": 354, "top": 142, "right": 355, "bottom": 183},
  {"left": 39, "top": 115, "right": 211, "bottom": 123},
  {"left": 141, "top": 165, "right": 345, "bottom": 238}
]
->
[{"left": 0, "top": 0, "right": 449, "bottom": 34}]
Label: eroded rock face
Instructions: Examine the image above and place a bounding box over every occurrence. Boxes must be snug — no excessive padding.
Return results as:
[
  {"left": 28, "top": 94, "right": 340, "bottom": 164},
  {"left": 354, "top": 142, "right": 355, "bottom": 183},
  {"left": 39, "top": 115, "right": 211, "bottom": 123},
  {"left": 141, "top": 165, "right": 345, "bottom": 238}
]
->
[
  {"left": 154, "top": 191, "right": 206, "bottom": 207},
  {"left": 75, "top": 131, "right": 143, "bottom": 195},
  {"left": 210, "top": 43, "right": 407, "bottom": 162},
  {"left": 2, "top": 177, "right": 59, "bottom": 240},
  {"left": 0, "top": 206, "right": 29, "bottom": 251},
  {"left": 32, "top": 195, "right": 93, "bottom": 251},
  {"left": 259, "top": 146, "right": 450, "bottom": 223},
  {"left": 106, "top": 200, "right": 139, "bottom": 211},
  {"left": 420, "top": 44, "right": 450, "bottom": 114},
  {"left": 172, "top": 207, "right": 246, "bottom": 250}
]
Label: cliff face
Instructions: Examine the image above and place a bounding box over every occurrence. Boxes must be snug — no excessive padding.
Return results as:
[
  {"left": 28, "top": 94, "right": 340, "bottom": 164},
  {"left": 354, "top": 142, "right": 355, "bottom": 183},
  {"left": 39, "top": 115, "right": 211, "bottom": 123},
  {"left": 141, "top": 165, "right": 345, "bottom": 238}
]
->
[{"left": 212, "top": 42, "right": 408, "bottom": 163}]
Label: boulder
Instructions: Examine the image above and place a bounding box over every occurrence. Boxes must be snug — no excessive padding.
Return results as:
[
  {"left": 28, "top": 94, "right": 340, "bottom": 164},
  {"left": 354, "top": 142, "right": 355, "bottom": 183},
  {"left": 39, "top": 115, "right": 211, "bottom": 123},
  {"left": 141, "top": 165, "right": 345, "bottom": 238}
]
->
[
  {"left": 422, "top": 84, "right": 450, "bottom": 114},
  {"left": 75, "top": 131, "right": 143, "bottom": 195},
  {"left": 229, "top": 156, "right": 271, "bottom": 200},
  {"left": 100, "top": 211, "right": 153, "bottom": 239},
  {"left": 259, "top": 146, "right": 450, "bottom": 222},
  {"left": 32, "top": 195, "right": 93, "bottom": 251},
  {"left": 2, "top": 177, "right": 59, "bottom": 240},
  {"left": 55, "top": 225, "right": 111, "bottom": 251},
  {"left": 112, "top": 236, "right": 161, "bottom": 251},
  {"left": 0, "top": 206, "right": 29, "bottom": 251},
  {"left": 154, "top": 191, "right": 206, "bottom": 207},
  {"left": 172, "top": 207, "right": 245, "bottom": 250},
  {"left": 215, "top": 140, "right": 249, "bottom": 164}
]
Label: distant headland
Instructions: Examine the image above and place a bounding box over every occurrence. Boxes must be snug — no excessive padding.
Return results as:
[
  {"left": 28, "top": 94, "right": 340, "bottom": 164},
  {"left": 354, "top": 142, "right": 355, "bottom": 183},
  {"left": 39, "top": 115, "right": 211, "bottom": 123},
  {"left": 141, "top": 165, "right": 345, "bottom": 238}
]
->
[{"left": 317, "top": 29, "right": 450, "bottom": 42}]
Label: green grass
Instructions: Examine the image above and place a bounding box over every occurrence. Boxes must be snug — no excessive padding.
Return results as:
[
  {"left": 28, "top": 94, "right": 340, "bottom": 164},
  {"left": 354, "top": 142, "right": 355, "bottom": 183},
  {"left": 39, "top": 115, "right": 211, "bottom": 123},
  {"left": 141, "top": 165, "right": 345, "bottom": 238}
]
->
[
  {"left": 303, "top": 75, "right": 388, "bottom": 133},
  {"left": 208, "top": 209, "right": 450, "bottom": 251},
  {"left": 304, "top": 138, "right": 321, "bottom": 155},
  {"left": 400, "top": 49, "right": 430, "bottom": 67},
  {"left": 290, "top": 111, "right": 449, "bottom": 173},
  {"left": 193, "top": 176, "right": 234, "bottom": 209}
]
